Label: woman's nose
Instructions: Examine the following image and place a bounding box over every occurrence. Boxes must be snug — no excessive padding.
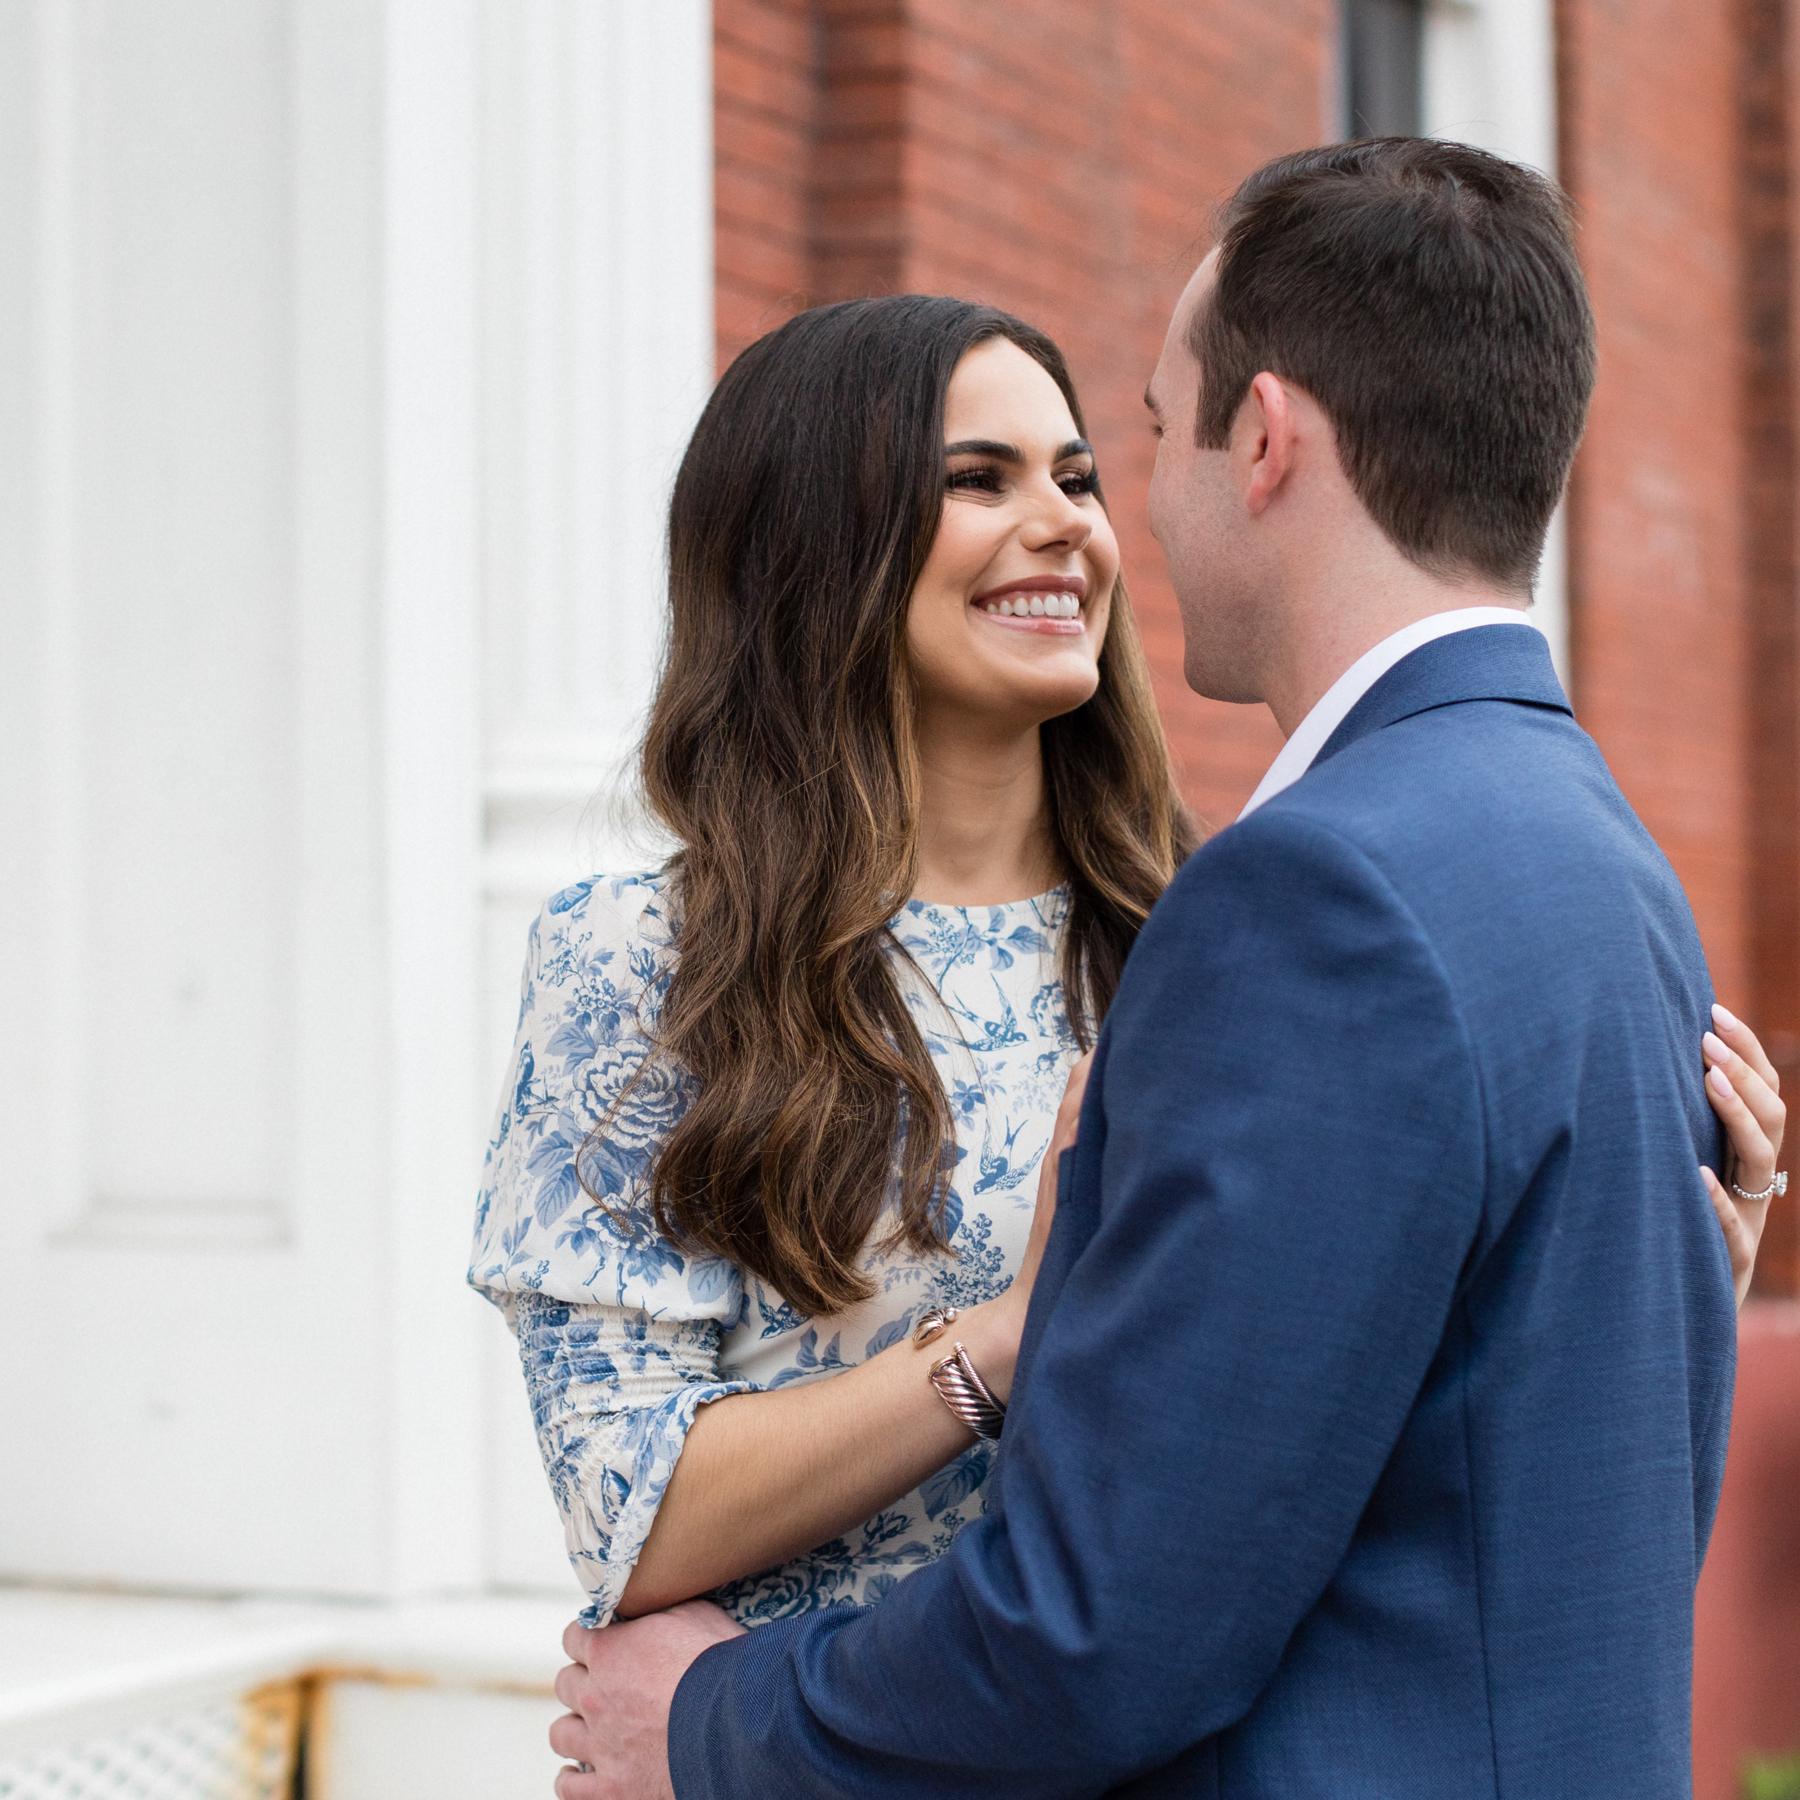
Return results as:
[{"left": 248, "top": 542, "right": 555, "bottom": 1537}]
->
[{"left": 1021, "top": 480, "right": 1092, "bottom": 552}]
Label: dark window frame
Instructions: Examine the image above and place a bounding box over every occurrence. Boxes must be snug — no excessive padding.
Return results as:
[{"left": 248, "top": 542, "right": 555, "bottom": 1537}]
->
[{"left": 1341, "top": 0, "right": 1427, "bottom": 139}]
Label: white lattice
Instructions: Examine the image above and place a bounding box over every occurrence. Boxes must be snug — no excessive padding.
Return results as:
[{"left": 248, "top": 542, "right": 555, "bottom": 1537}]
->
[{"left": 0, "top": 1682, "right": 300, "bottom": 1800}]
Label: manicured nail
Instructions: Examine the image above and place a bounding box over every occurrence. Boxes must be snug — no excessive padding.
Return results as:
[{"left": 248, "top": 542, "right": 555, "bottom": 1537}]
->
[
  {"left": 1713, "top": 1002, "right": 1741, "bottom": 1033},
  {"left": 1703, "top": 1031, "right": 1729, "bottom": 1064},
  {"left": 1708, "top": 1065, "right": 1734, "bottom": 1100}
]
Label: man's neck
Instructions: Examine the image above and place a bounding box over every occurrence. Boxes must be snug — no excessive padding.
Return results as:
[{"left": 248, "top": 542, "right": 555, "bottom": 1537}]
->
[{"left": 1263, "top": 587, "right": 1529, "bottom": 740}]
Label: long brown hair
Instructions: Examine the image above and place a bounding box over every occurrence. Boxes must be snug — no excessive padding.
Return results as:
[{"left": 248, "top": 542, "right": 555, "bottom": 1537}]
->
[{"left": 588, "top": 295, "right": 1196, "bottom": 1317}]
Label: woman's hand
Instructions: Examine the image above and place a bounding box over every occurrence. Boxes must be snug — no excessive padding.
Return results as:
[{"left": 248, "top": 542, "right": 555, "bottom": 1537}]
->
[{"left": 1700, "top": 1003, "right": 1787, "bottom": 1308}]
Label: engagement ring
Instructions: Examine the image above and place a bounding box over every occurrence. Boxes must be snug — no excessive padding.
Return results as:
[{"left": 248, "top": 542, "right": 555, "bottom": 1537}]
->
[{"left": 1730, "top": 1170, "right": 1789, "bottom": 1204}]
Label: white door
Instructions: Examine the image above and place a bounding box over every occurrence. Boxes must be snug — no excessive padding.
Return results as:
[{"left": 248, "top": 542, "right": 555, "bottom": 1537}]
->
[{"left": 0, "top": 0, "right": 713, "bottom": 1602}]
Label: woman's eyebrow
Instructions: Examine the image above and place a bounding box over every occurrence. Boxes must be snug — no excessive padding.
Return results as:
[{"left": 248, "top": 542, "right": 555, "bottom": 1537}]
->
[{"left": 944, "top": 437, "right": 1093, "bottom": 461}]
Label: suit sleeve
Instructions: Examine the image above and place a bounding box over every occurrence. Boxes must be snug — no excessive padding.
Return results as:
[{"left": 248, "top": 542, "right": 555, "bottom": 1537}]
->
[{"left": 668, "top": 812, "right": 1487, "bottom": 1797}]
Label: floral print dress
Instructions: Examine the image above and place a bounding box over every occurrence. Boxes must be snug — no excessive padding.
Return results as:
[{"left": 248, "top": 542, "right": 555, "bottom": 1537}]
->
[{"left": 468, "top": 866, "right": 1082, "bottom": 1627}]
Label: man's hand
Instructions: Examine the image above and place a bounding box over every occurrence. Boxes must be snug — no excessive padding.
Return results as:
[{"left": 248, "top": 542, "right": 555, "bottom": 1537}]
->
[{"left": 550, "top": 1601, "right": 747, "bottom": 1799}]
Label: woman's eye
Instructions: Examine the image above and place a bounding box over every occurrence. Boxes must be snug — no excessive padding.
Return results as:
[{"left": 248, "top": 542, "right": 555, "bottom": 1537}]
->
[
  {"left": 947, "top": 466, "right": 1098, "bottom": 497},
  {"left": 946, "top": 467, "right": 1003, "bottom": 494}
]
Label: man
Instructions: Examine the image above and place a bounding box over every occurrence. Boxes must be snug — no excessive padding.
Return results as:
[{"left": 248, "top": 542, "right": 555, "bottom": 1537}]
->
[{"left": 553, "top": 139, "right": 1764, "bottom": 1796}]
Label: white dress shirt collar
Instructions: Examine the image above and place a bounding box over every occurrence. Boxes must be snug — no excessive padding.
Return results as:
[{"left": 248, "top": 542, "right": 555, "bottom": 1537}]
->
[{"left": 1237, "top": 607, "right": 1541, "bottom": 821}]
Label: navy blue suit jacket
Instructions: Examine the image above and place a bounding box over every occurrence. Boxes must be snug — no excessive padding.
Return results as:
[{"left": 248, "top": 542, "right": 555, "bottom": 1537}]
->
[{"left": 669, "top": 626, "right": 1737, "bottom": 1797}]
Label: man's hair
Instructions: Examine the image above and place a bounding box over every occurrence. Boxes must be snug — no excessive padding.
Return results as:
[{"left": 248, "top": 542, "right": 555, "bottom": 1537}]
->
[{"left": 1191, "top": 137, "right": 1597, "bottom": 591}]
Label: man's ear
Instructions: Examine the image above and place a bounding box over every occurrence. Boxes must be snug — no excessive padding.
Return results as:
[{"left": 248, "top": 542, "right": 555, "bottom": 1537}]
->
[{"left": 1241, "top": 371, "right": 1296, "bottom": 517}]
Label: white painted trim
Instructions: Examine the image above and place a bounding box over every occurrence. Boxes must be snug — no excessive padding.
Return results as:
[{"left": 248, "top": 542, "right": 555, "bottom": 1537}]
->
[
  {"left": 0, "top": 1588, "right": 570, "bottom": 1764},
  {"left": 47, "top": 1195, "right": 291, "bottom": 1251},
  {"left": 33, "top": 0, "right": 84, "bottom": 1240}
]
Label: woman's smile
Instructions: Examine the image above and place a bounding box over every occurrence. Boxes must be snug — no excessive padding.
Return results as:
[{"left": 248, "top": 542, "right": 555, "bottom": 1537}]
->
[{"left": 970, "top": 575, "right": 1088, "bottom": 634}]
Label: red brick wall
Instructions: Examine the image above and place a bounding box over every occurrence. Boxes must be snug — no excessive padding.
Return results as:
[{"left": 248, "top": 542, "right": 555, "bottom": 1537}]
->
[
  {"left": 1558, "top": 0, "right": 1756, "bottom": 997},
  {"left": 1559, "top": 0, "right": 1799, "bottom": 1297},
  {"left": 1693, "top": 1310, "right": 1800, "bottom": 1800},
  {"left": 713, "top": 0, "right": 816, "bottom": 368},
  {"left": 712, "top": 0, "right": 1798, "bottom": 1271},
  {"left": 1755, "top": 0, "right": 1800, "bottom": 1298}
]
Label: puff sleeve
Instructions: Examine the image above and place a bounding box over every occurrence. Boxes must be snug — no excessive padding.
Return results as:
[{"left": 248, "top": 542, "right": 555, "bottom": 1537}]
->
[{"left": 469, "top": 871, "right": 753, "bottom": 1624}]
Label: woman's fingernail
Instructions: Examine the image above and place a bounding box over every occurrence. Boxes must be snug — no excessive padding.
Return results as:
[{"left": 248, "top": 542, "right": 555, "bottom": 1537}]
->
[
  {"left": 1703, "top": 1031, "right": 1729, "bottom": 1064},
  {"left": 1708, "top": 1065, "right": 1734, "bottom": 1100},
  {"left": 1713, "top": 1002, "right": 1741, "bottom": 1033}
]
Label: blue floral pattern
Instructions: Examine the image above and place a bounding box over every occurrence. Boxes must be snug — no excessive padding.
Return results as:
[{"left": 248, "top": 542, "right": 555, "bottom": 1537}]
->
[{"left": 469, "top": 867, "right": 1080, "bottom": 1627}]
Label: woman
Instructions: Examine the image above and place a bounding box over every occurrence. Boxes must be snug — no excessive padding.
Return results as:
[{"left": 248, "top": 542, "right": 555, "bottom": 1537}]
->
[{"left": 468, "top": 296, "right": 1785, "bottom": 1631}]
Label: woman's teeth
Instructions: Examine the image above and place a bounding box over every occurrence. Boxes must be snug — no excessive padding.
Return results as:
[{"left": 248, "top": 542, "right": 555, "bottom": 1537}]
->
[{"left": 976, "top": 593, "right": 1082, "bottom": 618}]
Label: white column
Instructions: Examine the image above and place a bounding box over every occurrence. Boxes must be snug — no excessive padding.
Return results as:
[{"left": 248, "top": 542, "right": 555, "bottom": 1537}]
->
[
  {"left": 475, "top": 1, "right": 712, "bottom": 899},
  {"left": 471, "top": 0, "right": 715, "bottom": 1592},
  {"left": 1422, "top": 0, "right": 1572, "bottom": 685},
  {"left": 375, "top": 0, "right": 489, "bottom": 1598}
]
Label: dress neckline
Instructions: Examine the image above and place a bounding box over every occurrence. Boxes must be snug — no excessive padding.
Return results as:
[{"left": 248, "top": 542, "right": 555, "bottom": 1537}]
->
[{"left": 892, "top": 881, "right": 1071, "bottom": 919}]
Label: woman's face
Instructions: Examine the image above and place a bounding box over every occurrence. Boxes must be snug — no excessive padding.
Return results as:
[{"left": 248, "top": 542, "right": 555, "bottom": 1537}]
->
[{"left": 905, "top": 338, "right": 1119, "bottom": 733}]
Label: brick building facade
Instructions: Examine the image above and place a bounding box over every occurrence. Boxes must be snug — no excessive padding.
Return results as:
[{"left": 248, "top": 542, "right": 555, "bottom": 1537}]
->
[
  {"left": 711, "top": 3, "right": 1800, "bottom": 1788},
  {"left": 714, "top": 0, "right": 1798, "bottom": 1294}
]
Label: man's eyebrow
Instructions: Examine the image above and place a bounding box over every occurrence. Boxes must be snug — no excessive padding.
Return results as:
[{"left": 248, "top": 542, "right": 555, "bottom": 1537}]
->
[{"left": 944, "top": 437, "right": 1094, "bottom": 461}]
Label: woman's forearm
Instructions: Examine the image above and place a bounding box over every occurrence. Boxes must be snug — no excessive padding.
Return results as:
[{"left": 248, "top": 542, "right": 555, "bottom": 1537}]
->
[{"left": 614, "top": 1297, "right": 1018, "bottom": 1618}]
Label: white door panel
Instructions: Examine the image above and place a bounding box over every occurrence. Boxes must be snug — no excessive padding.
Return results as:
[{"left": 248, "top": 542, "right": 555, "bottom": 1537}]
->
[{"left": 0, "top": 0, "right": 396, "bottom": 1596}]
